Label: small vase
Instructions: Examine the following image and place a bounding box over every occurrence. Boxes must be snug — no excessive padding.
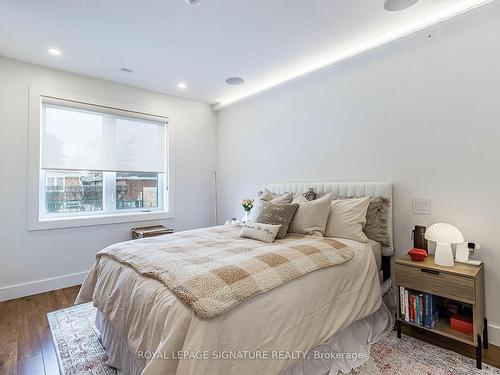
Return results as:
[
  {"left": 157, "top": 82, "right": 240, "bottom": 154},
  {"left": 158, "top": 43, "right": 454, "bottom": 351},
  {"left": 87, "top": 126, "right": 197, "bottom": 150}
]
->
[{"left": 242, "top": 210, "right": 250, "bottom": 224}]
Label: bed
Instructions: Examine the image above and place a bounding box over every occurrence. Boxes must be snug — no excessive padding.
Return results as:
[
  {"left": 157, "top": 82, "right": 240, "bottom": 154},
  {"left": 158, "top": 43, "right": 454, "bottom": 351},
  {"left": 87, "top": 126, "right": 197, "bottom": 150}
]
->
[
  {"left": 76, "top": 181, "right": 394, "bottom": 375},
  {"left": 265, "top": 182, "right": 394, "bottom": 281}
]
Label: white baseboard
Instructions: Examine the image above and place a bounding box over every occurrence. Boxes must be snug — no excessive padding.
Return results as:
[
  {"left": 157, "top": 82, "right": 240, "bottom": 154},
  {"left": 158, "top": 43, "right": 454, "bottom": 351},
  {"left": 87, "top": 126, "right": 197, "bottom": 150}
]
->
[
  {"left": 488, "top": 323, "right": 500, "bottom": 347},
  {"left": 0, "top": 271, "right": 88, "bottom": 302}
]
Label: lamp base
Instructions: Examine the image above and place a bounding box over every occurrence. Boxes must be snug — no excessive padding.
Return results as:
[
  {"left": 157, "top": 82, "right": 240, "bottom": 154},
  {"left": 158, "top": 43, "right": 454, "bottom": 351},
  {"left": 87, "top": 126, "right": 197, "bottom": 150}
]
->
[{"left": 434, "top": 242, "right": 455, "bottom": 267}]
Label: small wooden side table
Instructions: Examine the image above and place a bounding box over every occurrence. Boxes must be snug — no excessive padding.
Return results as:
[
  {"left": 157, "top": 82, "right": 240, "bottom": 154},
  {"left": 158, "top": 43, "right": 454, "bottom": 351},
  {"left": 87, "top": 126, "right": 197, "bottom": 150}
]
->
[
  {"left": 395, "top": 255, "right": 487, "bottom": 369},
  {"left": 131, "top": 225, "right": 173, "bottom": 239}
]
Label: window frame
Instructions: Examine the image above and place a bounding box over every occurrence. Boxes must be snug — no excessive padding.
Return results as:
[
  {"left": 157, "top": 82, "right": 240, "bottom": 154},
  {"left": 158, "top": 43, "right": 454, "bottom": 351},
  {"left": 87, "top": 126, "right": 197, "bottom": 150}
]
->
[{"left": 28, "top": 86, "right": 174, "bottom": 231}]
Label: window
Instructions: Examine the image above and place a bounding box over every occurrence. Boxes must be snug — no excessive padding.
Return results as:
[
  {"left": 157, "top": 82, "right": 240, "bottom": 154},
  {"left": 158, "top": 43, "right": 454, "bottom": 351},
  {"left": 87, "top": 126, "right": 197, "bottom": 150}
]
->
[
  {"left": 29, "top": 91, "right": 171, "bottom": 229},
  {"left": 44, "top": 171, "right": 103, "bottom": 214},
  {"left": 116, "top": 172, "right": 158, "bottom": 210}
]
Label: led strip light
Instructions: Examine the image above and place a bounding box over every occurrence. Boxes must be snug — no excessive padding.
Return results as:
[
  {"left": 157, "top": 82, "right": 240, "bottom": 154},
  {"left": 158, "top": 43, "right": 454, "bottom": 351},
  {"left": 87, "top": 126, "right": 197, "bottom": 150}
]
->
[{"left": 213, "top": 0, "right": 493, "bottom": 111}]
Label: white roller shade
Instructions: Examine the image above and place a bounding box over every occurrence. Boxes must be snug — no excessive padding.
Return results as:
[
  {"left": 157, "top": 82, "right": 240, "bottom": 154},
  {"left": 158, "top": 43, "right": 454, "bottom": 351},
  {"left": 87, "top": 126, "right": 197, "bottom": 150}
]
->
[{"left": 41, "top": 100, "right": 167, "bottom": 173}]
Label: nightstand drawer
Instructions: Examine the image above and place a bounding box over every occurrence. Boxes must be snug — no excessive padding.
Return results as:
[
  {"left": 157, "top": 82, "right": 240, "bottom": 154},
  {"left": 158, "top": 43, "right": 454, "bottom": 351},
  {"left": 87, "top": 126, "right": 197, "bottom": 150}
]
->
[{"left": 395, "top": 264, "right": 475, "bottom": 303}]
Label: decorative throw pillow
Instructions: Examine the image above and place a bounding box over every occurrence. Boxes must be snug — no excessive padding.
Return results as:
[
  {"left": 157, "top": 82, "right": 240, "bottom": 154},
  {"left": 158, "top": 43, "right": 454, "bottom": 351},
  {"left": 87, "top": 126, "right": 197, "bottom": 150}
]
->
[
  {"left": 257, "top": 189, "right": 275, "bottom": 202},
  {"left": 239, "top": 221, "right": 282, "bottom": 243},
  {"left": 292, "top": 190, "right": 318, "bottom": 203},
  {"left": 324, "top": 196, "right": 371, "bottom": 242},
  {"left": 258, "top": 189, "right": 274, "bottom": 201},
  {"left": 292, "top": 193, "right": 309, "bottom": 203},
  {"left": 270, "top": 192, "right": 294, "bottom": 203},
  {"left": 289, "top": 193, "right": 332, "bottom": 236},
  {"left": 259, "top": 189, "right": 294, "bottom": 203},
  {"left": 363, "top": 197, "right": 391, "bottom": 246},
  {"left": 254, "top": 201, "right": 299, "bottom": 239},
  {"left": 303, "top": 189, "right": 317, "bottom": 201},
  {"left": 250, "top": 190, "right": 294, "bottom": 221}
]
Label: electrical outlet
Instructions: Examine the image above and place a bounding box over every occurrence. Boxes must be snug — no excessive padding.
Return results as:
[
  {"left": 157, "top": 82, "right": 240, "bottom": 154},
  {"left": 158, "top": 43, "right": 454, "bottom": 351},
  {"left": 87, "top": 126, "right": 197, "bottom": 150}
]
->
[{"left": 412, "top": 199, "right": 431, "bottom": 215}]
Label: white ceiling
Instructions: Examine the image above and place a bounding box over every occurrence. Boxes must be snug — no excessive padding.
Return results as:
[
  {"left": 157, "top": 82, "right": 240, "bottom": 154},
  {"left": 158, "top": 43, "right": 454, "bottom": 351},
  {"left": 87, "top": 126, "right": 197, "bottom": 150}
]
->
[{"left": 0, "top": 0, "right": 492, "bottom": 108}]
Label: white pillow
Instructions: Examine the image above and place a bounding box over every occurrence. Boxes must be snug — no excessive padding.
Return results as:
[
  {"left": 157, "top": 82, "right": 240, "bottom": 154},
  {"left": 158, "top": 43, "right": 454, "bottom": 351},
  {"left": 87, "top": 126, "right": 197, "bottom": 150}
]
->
[
  {"left": 289, "top": 193, "right": 332, "bottom": 236},
  {"left": 239, "top": 221, "right": 282, "bottom": 243},
  {"left": 324, "top": 196, "right": 371, "bottom": 242}
]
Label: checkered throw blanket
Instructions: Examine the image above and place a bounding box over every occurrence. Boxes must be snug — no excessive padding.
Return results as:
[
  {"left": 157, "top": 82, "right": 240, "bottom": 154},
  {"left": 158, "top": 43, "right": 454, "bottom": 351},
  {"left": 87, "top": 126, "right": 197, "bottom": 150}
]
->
[{"left": 97, "top": 226, "right": 354, "bottom": 319}]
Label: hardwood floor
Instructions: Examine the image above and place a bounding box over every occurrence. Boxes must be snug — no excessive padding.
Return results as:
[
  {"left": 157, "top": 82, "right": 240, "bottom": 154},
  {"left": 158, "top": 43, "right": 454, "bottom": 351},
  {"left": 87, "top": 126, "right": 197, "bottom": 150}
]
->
[
  {"left": 0, "top": 286, "right": 80, "bottom": 375},
  {"left": 0, "top": 285, "right": 499, "bottom": 374}
]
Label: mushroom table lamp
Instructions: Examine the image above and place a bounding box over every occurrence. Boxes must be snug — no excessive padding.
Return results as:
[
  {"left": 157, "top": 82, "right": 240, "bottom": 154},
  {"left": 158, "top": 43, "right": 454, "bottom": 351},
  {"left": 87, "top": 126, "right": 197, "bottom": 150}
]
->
[{"left": 425, "top": 223, "right": 464, "bottom": 267}]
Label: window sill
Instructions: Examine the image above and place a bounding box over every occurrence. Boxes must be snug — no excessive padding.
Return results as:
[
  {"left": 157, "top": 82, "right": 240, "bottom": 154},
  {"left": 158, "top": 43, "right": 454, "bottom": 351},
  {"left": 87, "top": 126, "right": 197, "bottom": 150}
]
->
[{"left": 28, "top": 210, "right": 174, "bottom": 231}]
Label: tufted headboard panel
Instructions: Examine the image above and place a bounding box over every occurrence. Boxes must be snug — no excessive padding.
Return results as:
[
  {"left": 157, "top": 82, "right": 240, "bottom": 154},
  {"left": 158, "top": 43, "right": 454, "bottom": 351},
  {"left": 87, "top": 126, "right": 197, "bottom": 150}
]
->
[{"left": 266, "top": 181, "right": 394, "bottom": 256}]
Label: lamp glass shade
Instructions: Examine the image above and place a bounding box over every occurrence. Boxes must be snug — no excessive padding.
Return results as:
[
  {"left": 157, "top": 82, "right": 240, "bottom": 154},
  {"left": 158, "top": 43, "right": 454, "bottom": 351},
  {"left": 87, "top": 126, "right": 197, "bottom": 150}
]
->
[
  {"left": 425, "top": 223, "right": 464, "bottom": 267},
  {"left": 424, "top": 223, "right": 464, "bottom": 244}
]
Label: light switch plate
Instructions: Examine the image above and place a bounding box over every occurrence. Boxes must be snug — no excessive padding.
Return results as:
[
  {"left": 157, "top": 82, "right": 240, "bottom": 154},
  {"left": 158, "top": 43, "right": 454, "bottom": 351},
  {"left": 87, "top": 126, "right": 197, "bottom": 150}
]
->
[{"left": 412, "top": 199, "right": 431, "bottom": 215}]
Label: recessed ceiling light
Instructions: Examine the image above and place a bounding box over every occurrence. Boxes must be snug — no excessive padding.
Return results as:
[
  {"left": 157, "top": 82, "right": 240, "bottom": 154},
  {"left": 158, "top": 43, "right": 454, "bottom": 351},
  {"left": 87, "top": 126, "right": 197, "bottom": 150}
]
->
[
  {"left": 384, "top": 0, "right": 419, "bottom": 12},
  {"left": 185, "top": 0, "right": 203, "bottom": 5},
  {"left": 121, "top": 67, "right": 133, "bottom": 73},
  {"left": 48, "top": 48, "right": 61, "bottom": 56},
  {"left": 177, "top": 82, "right": 188, "bottom": 89},
  {"left": 225, "top": 77, "right": 245, "bottom": 85}
]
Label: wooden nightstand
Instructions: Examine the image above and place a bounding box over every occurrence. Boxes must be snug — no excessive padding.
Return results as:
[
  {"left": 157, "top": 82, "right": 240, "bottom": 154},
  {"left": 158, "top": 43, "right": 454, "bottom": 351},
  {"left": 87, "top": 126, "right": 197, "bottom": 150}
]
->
[{"left": 395, "top": 255, "right": 487, "bottom": 369}]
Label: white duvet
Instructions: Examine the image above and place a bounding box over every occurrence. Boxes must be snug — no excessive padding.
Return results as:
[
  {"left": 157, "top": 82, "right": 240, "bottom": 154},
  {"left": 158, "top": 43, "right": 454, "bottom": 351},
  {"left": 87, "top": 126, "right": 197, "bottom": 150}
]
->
[{"left": 76, "top": 229, "right": 382, "bottom": 375}]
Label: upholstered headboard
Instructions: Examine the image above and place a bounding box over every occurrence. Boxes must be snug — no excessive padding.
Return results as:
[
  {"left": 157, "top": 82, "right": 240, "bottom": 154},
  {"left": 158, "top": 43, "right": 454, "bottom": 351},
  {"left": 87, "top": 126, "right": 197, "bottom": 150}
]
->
[{"left": 266, "top": 181, "right": 394, "bottom": 256}]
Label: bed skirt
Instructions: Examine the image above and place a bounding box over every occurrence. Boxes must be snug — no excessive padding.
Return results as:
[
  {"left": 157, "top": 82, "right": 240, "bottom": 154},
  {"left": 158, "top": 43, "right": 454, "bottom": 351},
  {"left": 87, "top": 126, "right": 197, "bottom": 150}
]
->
[
  {"left": 283, "top": 289, "right": 395, "bottom": 375},
  {"left": 95, "top": 285, "right": 394, "bottom": 375},
  {"left": 95, "top": 308, "right": 147, "bottom": 375}
]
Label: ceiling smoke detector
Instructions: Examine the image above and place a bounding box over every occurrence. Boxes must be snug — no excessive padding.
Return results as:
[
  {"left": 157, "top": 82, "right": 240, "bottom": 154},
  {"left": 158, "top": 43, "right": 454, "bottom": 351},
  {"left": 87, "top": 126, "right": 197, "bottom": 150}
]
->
[
  {"left": 225, "top": 77, "right": 245, "bottom": 85},
  {"left": 185, "top": 0, "right": 203, "bottom": 5},
  {"left": 384, "top": 0, "right": 419, "bottom": 12}
]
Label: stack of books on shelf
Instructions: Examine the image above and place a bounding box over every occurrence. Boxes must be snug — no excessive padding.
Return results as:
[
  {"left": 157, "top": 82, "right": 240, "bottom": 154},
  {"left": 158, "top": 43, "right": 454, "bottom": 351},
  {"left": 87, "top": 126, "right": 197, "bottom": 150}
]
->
[{"left": 399, "top": 287, "right": 439, "bottom": 328}]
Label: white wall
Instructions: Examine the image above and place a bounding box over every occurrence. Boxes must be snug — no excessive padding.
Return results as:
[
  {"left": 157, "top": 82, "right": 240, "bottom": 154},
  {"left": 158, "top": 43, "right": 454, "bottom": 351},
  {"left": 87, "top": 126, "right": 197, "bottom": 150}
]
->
[
  {"left": 216, "top": 5, "right": 500, "bottom": 344},
  {"left": 0, "top": 57, "right": 217, "bottom": 300}
]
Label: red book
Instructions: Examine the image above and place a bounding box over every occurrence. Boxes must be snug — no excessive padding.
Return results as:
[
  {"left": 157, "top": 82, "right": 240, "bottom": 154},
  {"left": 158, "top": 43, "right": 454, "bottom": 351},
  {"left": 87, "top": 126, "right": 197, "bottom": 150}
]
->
[
  {"left": 412, "top": 295, "right": 417, "bottom": 323},
  {"left": 409, "top": 295, "right": 416, "bottom": 323}
]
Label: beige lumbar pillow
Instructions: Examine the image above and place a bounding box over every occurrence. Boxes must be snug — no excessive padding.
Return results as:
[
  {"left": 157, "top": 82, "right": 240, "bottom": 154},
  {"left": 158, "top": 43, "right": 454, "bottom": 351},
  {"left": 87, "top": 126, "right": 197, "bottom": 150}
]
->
[
  {"left": 240, "top": 221, "right": 282, "bottom": 243},
  {"left": 289, "top": 193, "right": 332, "bottom": 236},
  {"left": 324, "top": 196, "right": 371, "bottom": 242}
]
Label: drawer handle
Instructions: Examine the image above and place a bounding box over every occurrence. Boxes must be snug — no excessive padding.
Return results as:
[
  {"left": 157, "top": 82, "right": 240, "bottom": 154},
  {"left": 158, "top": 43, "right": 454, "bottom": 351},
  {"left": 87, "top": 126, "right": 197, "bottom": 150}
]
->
[{"left": 421, "top": 268, "right": 440, "bottom": 275}]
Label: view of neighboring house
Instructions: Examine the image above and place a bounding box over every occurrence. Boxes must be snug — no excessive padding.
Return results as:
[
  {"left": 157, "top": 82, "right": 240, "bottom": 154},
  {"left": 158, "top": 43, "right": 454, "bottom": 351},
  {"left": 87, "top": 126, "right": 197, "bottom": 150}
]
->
[
  {"left": 45, "top": 171, "right": 158, "bottom": 214},
  {"left": 116, "top": 173, "right": 158, "bottom": 209}
]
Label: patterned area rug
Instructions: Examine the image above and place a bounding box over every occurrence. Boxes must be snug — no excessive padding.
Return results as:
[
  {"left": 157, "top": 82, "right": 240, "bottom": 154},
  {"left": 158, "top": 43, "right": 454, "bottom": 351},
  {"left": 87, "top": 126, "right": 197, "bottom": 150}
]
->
[
  {"left": 47, "top": 303, "right": 116, "bottom": 375},
  {"left": 48, "top": 303, "right": 500, "bottom": 375},
  {"left": 355, "top": 331, "right": 500, "bottom": 375}
]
